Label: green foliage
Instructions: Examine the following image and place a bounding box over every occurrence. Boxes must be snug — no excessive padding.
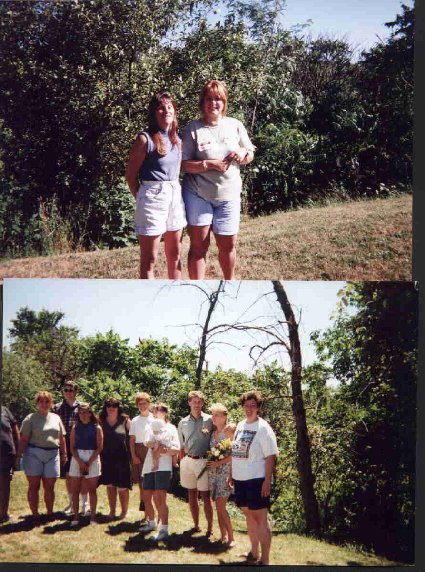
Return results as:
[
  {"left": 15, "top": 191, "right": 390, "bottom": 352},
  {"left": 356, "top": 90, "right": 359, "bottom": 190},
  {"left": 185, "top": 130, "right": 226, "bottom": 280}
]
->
[
  {"left": 1, "top": 351, "right": 52, "bottom": 422},
  {"left": 9, "top": 307, "right": 81, "bottom": 389},
  {"left": 311, "top": 282, "right": 417, "bottom": 562},
  {"left": 0, "top": 2, "right": 413, "bottom": 255}
]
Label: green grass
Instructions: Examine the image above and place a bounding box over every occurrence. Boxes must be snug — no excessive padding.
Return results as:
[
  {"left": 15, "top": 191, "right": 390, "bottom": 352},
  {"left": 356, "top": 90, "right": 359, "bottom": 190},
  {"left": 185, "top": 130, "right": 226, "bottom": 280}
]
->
[
  {"left": 0, "top": 195, "right": 412, "bottom": 280},
  {"left": 0, "top": 471, "right": 398, "bottom": 566}
]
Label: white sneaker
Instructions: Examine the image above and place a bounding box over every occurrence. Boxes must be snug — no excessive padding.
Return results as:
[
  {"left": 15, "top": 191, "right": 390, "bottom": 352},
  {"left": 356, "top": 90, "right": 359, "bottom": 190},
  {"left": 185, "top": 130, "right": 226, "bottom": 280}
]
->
[
  {"left": 138, "top": 520, "right": 157, "bottom": 532},
  {"left": 153, "top": 528, "right": 168, "bottom": 541}
]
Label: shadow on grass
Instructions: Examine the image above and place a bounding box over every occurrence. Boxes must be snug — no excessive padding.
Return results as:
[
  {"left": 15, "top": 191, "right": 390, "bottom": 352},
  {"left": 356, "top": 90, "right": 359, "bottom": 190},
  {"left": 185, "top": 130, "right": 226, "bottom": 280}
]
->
[
  {"left": 0, "top": 512, "right": 66, "bottom": 534},
  {"left": 124, "top": 529, "right": 231, "bottom": 555}
]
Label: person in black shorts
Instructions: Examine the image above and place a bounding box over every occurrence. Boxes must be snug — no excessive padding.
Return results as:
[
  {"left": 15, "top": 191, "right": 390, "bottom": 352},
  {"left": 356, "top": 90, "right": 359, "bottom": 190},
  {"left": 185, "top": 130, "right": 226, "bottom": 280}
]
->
[{"left": 230, "top": 390, "right": 278, "bottom": 565}]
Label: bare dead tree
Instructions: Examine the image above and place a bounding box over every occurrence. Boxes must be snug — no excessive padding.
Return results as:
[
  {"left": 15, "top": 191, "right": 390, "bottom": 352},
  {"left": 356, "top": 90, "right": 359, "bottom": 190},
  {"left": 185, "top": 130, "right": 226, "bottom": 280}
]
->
[{"left": 272, "top": 280, "right": 321, "bottom": 535}]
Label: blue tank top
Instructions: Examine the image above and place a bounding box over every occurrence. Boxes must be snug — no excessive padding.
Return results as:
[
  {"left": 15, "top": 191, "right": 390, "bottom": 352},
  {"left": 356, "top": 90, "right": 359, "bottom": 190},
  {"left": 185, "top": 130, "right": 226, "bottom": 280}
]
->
[
  {"left": 75, "top": 422, "right": 97, "bottom": 450},
  {"left": 139, "top": 130, "right": 181, "bottom": 182}
]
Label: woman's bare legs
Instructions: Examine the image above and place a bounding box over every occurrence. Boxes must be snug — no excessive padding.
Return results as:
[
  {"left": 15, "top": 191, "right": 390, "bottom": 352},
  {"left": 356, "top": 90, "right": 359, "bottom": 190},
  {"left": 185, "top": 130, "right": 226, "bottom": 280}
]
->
[
  {"left": 214, "top": 234, "right": 237, "bottom": 280},
  {"left": 118, "top": 488, "right": 129, "bottom": 519},
  {"left": 107, "top": 485, "right": 117, "bottom": 517},
  {"left": 26, "top": 475, "right": 41, "bottom": 516},
  {"left": 187, "top": 225, "right": 211, "bottom": 279},
  {"left": 138, "top": 235, "right": 161, "bottom": 279},
  {"left": 216, "top": 496, "right": 234, "bottom": 542},
  {"left": 163, "top": 229, "right": 183, "bottom": 279},
  {"left": 81, "top": 477, "right": 98, "bottom": 523}
]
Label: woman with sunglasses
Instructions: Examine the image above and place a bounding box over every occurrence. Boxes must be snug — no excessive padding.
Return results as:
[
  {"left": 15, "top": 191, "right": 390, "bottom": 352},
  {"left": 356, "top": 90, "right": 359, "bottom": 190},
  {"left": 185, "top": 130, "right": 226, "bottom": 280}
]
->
[
  {"left": 98, "top": 398, "right": 132, "bottom": 520},
  {"left": 69, "top": 403, "right": 103, "bottom": 526},
  {"left": 18, "top": 391, "right": 67, "bottom": 520},
  {"left": 125, "top": 92, "right": 186, "bottom": 279}
]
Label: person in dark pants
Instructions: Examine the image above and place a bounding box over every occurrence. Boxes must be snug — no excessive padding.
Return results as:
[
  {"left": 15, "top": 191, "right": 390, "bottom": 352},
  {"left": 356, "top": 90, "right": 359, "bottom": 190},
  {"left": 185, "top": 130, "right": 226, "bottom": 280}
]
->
[
  {"left": 52, "top": 381, "right": 84, "bottom": 514},
  {"left": 0, "top": 405, "right": 20, "bottom": 523}
]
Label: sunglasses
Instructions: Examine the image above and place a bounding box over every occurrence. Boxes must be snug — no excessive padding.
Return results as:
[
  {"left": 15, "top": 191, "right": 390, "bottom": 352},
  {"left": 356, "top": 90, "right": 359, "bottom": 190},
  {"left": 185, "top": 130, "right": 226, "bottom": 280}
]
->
[
  {"left": 64, "top": 388, "right": 75, "bottom": 393},
  {"left": 106, "top": 403, "right": 119, "bottom": 408}
]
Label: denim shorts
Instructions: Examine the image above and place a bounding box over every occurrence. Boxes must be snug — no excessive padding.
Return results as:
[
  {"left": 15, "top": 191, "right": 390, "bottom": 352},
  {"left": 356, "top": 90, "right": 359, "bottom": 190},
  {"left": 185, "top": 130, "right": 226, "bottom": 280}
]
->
[
  {"left": 134, "top": 180, "right": 186, "bottom": 236},
  {"left": 233, "top": 478, "right": 270, "bottom": 510},
  {"left": 23, "top": 445, "right": 60, "bottom": 478},
  {"left": 182, "top": 186, "right": 240, "bottom": 236},
  {"left": 143, "top": 470, "right": 172, "bottom": 491}
]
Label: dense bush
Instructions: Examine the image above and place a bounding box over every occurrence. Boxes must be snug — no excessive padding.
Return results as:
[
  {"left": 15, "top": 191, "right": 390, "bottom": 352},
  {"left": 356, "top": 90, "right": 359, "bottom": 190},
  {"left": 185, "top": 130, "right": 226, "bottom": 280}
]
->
[{"left": 0, "top": 2, "right": 413, "bottom": 256}]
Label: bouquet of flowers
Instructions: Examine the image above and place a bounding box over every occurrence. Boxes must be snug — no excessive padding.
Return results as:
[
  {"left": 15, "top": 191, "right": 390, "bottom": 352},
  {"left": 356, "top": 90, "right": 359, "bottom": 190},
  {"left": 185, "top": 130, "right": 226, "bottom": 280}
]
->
[{"left": 197, "top": 437, "right": 233, "bottom": 480}]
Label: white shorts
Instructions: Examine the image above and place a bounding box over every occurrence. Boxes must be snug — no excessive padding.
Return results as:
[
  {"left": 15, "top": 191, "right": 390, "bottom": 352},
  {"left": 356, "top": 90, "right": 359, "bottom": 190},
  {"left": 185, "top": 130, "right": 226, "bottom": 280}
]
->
[
  {"left": 179, "top": 455, "right": 209, "bottom": 491},
  {"left": 69, "top": 450, "right": 101, "bottom": 478},
  {"left": 135, "top": 180, "right": 186, "bottom": 236}
]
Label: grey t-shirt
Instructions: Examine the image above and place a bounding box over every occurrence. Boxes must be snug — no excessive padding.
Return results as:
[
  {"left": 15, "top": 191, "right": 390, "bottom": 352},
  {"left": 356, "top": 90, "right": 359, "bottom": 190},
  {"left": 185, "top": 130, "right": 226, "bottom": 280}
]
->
[
  {"left": 177, "top": 411, "right": 213, "bottom": 457},
  {"left": 21, "top": 412, "right": 66, "bottom": 449},
  {"left": 182, "top": 117, "right": 255, "bottom": 201}
]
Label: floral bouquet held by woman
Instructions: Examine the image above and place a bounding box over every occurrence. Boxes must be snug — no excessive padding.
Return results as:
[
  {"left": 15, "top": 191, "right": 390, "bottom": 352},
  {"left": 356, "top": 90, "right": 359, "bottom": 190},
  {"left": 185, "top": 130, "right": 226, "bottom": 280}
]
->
[{"left": 198, "top": 437, "right": 233, "bottom": 480}]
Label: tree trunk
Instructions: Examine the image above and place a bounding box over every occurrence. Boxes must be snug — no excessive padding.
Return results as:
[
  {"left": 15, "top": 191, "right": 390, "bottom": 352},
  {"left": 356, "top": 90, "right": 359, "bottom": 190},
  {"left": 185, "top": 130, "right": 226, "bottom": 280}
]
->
[
  {"left": 272, "top": 280, "right": 321, "bottom": 534},
  {"left": 195, "top": 280, "right": 225, "bottom": 389}
]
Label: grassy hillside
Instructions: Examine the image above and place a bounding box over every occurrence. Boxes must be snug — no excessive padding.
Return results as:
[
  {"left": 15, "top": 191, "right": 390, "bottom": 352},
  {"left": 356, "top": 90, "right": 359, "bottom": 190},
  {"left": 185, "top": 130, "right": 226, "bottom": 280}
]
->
[
  {"left": 0, "top": 472, "right": 397, "bottom": 566},
  {"left": 0, "top": 195, "right": 411, "bottom": 280}
]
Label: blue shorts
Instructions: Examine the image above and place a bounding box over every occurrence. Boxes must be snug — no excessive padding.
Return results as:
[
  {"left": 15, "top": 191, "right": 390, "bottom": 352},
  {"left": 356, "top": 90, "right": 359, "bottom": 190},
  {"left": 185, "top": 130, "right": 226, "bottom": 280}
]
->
[
  {"left": 182, "top": 186, "right": 240, "bottom": 236},
  {"left": 23, "top": 446, "right": 60, "bottom": 478},
  {"left": 233, "top": 478, "right": 270, "bottom": 510},
  {"left": 143, "top": 470, "right": 172, "bottom": 491}
]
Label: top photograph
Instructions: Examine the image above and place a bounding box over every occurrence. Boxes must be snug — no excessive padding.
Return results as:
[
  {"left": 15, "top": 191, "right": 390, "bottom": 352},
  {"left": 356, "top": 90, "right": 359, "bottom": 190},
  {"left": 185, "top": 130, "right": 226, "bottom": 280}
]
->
[{"left": 0, "top": 0, "right": 413, "bottom": 280}]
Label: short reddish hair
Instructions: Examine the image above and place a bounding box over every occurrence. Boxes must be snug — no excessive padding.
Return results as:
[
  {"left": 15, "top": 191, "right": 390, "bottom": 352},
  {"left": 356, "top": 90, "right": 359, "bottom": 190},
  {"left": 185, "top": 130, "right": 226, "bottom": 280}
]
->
[{"left": 199, "top": 80, "right": 228, "bottom": 116}]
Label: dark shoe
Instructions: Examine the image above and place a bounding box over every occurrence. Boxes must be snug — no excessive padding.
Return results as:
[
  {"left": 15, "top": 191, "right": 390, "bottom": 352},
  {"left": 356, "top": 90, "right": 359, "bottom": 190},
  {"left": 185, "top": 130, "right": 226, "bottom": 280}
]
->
[
  {"left": 0, "top": 515, "right": 10, "bottom": 524},
  {"left": 241, "top": 552, "right": 258, "bottom": 563},
  {"left": 139, "top": 500, "right": 145, "bottom": 511},
  {"left": 188, "top": 526, "right": 201, "bottom": 534}
]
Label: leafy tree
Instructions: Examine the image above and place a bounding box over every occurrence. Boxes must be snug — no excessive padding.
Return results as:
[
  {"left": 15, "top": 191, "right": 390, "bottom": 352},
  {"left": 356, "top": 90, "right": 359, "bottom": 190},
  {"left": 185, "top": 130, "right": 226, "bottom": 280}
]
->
[
  {"left": 9, "top": 307, "right": 65, "bottom": 343},
  {"left": 1, "top": 351, "right": 51, "bottom": 422},
  {"left": 312, "top": 281, "right": 417, "bottom": 562},
  {"left": 356, "top": 4, "right": 413, "bottom": 189},
  {"left": 8, "top": 307, "right": 81, "bottom": 389}
]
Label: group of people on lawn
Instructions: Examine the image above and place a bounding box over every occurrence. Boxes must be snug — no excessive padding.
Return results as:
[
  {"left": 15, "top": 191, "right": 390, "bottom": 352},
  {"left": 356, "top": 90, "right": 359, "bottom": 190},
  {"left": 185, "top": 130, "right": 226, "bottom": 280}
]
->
[{"left": 0, "top": 384, "right": 278, "bottom": 565}]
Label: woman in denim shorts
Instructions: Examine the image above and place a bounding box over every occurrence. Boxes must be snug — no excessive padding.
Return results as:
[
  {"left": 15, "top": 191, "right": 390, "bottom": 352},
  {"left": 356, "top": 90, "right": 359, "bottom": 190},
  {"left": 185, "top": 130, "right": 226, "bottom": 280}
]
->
[
  {"left": 125, "top": 92, "right": 186, "bottom": 279},
  {"left": 18, "top": 391, "right": 67, "bottom": 519},
  {"left": 181, "top": 80, "right": 255, "bottom": 279}
]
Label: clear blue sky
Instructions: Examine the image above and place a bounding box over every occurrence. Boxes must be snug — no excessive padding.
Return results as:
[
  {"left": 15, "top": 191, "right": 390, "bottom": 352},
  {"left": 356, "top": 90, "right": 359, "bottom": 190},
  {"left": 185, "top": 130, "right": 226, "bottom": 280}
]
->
[
  {"left": 212, "top": 0, "right": 413, "bottom": 53},
  {"left": 282, "top": 0, "right": 413, "bottom": 52},
  {"left": 2, "top": 279, "right": 346, "bottom": 374}
]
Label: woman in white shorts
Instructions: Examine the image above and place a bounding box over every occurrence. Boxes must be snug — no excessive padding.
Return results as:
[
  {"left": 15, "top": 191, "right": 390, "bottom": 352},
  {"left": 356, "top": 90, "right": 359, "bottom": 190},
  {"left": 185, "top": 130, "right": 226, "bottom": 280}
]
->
[
  {"left": 181, "top": 80, "right": 255, "bottom": 279},
  {"left": 69, "top": 403, "right": 103, "bottom": 526},
  {"left": 125, "top": 92, "right": 186, "bottom": 279},
  {"left": 18, "top": 391, "right": 67, "bottom": 520}
]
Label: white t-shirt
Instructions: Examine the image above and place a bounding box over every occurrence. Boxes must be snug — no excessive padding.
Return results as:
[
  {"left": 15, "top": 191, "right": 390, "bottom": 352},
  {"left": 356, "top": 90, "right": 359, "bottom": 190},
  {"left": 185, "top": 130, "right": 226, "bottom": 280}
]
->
[
  {"left": 142, "top": 422, "right": 180, "bottom": 474},
  {"left": 231, "top": 417, "right": 278, "bottom": 481},
  {"left": 182, "top": 117, "right": 255, "bottom": 201},
  {"left": 129, "top": 413, "right": 153, "bottom": 443}
]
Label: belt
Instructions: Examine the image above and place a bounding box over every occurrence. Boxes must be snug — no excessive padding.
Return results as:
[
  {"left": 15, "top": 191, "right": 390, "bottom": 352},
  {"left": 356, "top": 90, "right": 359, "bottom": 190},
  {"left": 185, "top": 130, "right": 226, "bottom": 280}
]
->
[
  {"left": 28, "top": 444, "right": 59, "bottom": 451},
  {"left": 186, "top": 454, "right": 206, "bottom": 460}
]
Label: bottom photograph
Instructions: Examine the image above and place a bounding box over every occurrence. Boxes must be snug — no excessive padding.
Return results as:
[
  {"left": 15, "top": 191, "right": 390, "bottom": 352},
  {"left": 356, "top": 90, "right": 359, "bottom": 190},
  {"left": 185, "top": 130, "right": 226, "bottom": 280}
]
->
[{"left": 0, "top": 278, "right": 418, "bottom": 566}]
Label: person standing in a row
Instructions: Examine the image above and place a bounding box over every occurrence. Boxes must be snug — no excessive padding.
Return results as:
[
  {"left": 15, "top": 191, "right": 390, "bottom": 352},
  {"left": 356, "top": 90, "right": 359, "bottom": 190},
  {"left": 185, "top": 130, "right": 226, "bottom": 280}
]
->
[
  {"left": 52, "top": 381, "right": 85, "bottom": 515},
  {"left": 18, "top": 392, "right": 67, "bottom": 519},
  {"left": 178, "top": 390, "right": 213, "bottom": 536},
  {"left": 99, "top": 398, "right": 132, "bottom": 520},
  {"left": 129, "top": 392, "right": 153, "bottom": 523},
  {"left": 230, "top": 390, "right": 278, "bottom": 566},
  {"left": 0, "top": 405, "right": 20, "bottom": 523}
]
